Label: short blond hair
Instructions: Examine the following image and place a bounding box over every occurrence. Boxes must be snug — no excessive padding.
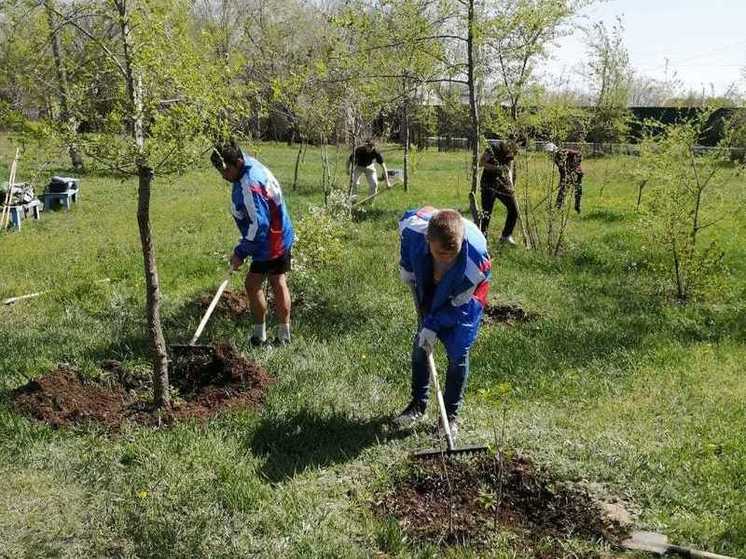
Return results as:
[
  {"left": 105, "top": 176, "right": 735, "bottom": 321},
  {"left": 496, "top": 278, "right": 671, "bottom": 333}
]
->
[{"left": 427, "top": 209, "right": 464, "bottom": 251}]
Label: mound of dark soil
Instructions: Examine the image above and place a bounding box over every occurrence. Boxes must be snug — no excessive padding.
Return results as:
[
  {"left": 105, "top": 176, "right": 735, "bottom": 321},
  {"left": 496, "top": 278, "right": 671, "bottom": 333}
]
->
[
  {"left": 197, "top": 289, "right": 306, "bottom": 318},
  {"left": 375, "top": 453, "right": 630, "bottom": 550},
  {"left": 198, "top": 289, "right": 251, "bottom": 318},
  {"left": 12, "top": 343, "right": 273, "bottom": 430},
  {"left": 483, "top": 303, "right": 536, "bottom": 325}
]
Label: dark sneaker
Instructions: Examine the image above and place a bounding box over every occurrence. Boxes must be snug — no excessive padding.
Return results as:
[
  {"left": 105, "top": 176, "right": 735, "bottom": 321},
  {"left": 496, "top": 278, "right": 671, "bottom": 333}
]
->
[
  {"left": 272, "top": 336, "right": 290, "bottom": 346},
  {"left": 249, "top": 336, "right": 269, "bottom": 347},
  {"left": 435, "top": 415, "right": 459, "bottom": 441},
  {"left": 392, "top": 399, "right": 426, "bottom": 428}
]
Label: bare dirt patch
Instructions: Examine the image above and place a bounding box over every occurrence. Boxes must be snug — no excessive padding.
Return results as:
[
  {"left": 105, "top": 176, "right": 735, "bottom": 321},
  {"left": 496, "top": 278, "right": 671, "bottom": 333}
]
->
[
  {"left": 12, "top": 343, "right": 273, "bottom": 430},
  {"left": 375, "top": 453, "right": 631, "bottom": 552},
  {"left": 483, "top": 303, "right": 536, "bottom": 325},
  {"left": 197, "top": 288, "right": 306, "bottom": 319},
  {"left": 198, "top": 289, "right": 251, "bottom": 319}
]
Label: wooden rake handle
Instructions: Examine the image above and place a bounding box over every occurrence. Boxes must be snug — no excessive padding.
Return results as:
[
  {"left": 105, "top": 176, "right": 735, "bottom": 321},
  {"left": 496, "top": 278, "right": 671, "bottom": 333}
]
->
[
  {"left": 409, "top": 283, "right": 455, "bottom": 451},
  {"left": 1, "top": 148, "right": 20, "bottom": 229},
  {"left": 189, "top": 271, "right": 232, "bottom": 346},
  {"left": 426, "top": 351, "right": 455, "bottom": 451}
]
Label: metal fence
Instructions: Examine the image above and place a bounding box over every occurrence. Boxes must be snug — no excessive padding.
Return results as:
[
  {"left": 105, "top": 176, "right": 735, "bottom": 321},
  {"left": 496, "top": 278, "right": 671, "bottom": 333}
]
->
[
  {"left": 527, "top": 141, "right": 745, "bottom": 160},
  {"left": 420, "top": 136, "right": 745, "bottom": 161},
  {"left": 424, "top": 136, "right": 469, "bottom": 151}
]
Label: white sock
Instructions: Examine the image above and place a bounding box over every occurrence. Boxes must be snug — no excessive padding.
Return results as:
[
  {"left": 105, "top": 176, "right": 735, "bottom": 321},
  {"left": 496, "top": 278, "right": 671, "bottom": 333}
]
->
[
  {"left": 253, "top": 322, "right": 267, "bottom": 341},
  {"left": 278, "top": 323, "right": 291, "bottom": 342}
]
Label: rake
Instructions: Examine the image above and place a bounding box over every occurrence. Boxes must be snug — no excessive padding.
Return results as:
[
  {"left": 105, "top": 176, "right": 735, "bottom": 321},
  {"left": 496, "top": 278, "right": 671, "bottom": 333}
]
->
[
  {"left": 171, "top": 271, "right": 232, "bottom": 358},
  {"left": 412, "top": 350, "right": 490, "bottom": 459},
  {"left": 351, "top": 181, "right": 400, "bottom": 209},
  {"left": 407, "top": 285, "right": 489, "bottom": 459}
]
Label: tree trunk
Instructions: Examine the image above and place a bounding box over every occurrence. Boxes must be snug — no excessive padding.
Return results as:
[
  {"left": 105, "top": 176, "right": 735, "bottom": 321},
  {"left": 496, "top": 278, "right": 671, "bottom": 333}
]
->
[
  {"left": 403, "top": 98, "right": 410, "bottom": 192},
  {"left": 672, "top": 237, "right": 685, "bottom": 301},
  {"left": 137, "top": 165, "right": 170, "bottom": 406},
  {"left": 466, "top": 0, "right": 480, "bottom": 222},
  {"left": 635, "top": 180, "right": 647, "bottom": 212},
  {"left": 44, "top": 0, "right": 84, "bottom": 171},
  {"left": 119, "top": 0, "right": 170, "bottom": 406},
  {"left": 292, "top": 137, "right": 304, "bottom": 191}
]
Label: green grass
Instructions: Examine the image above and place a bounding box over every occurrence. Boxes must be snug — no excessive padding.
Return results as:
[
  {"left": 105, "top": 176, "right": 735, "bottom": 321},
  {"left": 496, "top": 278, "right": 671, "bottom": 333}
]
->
[{"left": 1, "top": 137, "right": 745, "bottom": 557}]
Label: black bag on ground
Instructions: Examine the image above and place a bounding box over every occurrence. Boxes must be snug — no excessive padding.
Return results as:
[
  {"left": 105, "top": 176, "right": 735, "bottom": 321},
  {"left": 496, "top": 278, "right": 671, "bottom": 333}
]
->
[{"left": 48, "top": 176, "right": 78, "bottom": 193}]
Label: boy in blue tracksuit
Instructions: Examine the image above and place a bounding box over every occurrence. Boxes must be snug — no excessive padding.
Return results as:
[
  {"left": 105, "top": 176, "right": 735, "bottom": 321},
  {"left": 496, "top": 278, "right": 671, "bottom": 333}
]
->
[
  {"left": 212, "top": 141, "right": 295, "bottom": 345},
  {"left": 394, "top": 207, "right": 491, "bottom": 437}
]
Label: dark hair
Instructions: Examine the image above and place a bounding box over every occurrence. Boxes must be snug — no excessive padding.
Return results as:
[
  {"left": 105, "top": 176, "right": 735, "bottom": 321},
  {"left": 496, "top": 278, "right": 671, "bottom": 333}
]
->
[
  {"left": 211, "top": 140, "right": 243, "bottom": 170},
  {"left": 427, "top": 209, "right": 464, "bottom": 251},
  {"left": 493, "top": 141, "right": 517, "bottom": 164}
]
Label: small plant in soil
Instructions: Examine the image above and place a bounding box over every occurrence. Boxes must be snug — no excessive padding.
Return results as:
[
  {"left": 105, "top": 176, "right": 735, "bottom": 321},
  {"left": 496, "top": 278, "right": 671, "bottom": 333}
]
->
[{"left": 374, "top": 452, "right": 630, "bottom": 552}]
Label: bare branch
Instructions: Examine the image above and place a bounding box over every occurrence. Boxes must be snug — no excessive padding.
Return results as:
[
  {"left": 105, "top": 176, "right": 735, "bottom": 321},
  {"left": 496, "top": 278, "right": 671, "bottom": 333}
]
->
[{"left": 47, "top": 4, "right": 128, "bottom": 79}]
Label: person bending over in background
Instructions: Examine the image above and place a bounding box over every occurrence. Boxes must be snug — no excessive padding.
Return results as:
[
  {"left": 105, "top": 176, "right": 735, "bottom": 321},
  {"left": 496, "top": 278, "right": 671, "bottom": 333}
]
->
[
  {"left": 348, "top": 139, "right": 391, "bottom": 199},
  {"left": 545, "top": 142, "right": 584, "bottom": 213}
]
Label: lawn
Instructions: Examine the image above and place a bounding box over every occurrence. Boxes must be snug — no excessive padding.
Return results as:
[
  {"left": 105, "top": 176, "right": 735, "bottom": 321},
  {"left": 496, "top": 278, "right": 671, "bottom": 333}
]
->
[{"left": 1, "top": 137, "right": 745, "bottom": 558}]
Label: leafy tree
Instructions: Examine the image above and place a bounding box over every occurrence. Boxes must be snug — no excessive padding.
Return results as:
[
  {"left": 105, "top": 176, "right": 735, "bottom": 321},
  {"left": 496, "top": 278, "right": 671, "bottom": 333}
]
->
[
  {"left": 584, "top": 17, "right": 631, "bottom": 143},
  {"left": 636, "top": 110, "right": 735, "bottom": 301},
  {"left": 43, "top": 0, "right": 84, "bottom": 170},
  {"left": 486, "top": 0, "right": 587, "bottom": 125},
  {"left": 56, "top": 0, "right": 243, "bottom": 406}
]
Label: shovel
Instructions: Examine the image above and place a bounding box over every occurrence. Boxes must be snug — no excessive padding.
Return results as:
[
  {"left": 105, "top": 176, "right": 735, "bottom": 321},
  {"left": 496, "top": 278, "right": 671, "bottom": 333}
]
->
[
  {"left": 171, "top": 271, "right": 232, "bottom": 358},
  {"left": 406, "top": 284, "right": 489, "bottom": 459},
  {"left": 622, "top": 530, "right": 735, "bottom": 559},
  {"left": 351, "top": 181, "right": 399, "bottom": 209}
]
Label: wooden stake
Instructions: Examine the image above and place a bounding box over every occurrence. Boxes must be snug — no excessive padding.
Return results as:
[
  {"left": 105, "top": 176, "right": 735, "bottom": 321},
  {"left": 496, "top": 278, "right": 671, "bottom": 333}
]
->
[
  {"left": 2, "top": 279, "right": 111, "bottom": 305},
  {"left": 1, "top": 148, "right": 21, "bottom": 229}
]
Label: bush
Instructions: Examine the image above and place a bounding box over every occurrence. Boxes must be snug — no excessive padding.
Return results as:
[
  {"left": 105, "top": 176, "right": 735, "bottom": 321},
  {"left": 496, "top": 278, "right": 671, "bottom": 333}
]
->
[
  {"left": 290, "top": 203, "right": 349, "bottom": 307},
  {"left": 635, "top": 112, "right": 731, "bottom": 301}
]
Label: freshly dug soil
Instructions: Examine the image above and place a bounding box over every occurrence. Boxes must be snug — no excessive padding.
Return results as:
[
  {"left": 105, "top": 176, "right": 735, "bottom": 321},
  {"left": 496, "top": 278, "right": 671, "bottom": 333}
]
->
[
  {"left": 12, "top": 343, "right": 273, "bottom": 430},
  {"left": 375, "top": 453, "right": 630, "bottom": 551},
  {"left": 483, "top": 303, "right": 536, "bottom": 325},
  {"left": 198, "top": 289, "right": 251, "bottom": 318},
  {"left": 197, "top": 289, "right": 306, "bottom": 318}
]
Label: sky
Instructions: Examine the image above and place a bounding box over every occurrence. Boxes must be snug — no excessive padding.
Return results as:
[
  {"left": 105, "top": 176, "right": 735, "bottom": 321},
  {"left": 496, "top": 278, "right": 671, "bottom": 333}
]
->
[{"left": 548, "top": 0, "right": 746, "bottom": 97}]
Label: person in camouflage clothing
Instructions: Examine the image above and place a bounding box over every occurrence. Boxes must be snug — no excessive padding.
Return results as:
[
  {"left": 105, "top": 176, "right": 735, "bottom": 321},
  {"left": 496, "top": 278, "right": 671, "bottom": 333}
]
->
[
  {"left": 546, "top": 143, "right": 584, "bottom": 213},
  {"left": 479, "top": 140, "right": 518, "bottom": 244}
]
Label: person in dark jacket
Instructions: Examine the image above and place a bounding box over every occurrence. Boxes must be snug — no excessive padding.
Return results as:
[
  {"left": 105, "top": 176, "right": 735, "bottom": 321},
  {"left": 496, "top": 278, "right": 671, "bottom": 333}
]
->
[
  {"left": 546, "top": 143, "right": 584, "bottom": 213},
  {"left": 348, "top": 139, "right": 391, "bottom": 199},
  {"left": 479, "top": 140, "right": 518, "bottom": 245}
]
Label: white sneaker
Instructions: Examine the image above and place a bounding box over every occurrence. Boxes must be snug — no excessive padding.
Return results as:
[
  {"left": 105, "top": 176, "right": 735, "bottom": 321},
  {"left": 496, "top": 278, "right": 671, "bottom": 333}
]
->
[{"left": 499, "top": 235, "right": 517, "bottom": 246}]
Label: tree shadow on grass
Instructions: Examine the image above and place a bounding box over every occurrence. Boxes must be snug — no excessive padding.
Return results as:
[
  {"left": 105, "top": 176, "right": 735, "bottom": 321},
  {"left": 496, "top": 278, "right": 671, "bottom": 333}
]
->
[
  {"left": 582, "top": 208, "right": 630, "bottom": 223},
  {"left": 248, "top": 409, "right": 408, "bottom": 482}
]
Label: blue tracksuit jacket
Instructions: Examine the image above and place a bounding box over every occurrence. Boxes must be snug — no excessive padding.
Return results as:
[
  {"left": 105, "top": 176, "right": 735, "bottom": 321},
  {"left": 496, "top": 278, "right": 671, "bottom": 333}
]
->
[
  {"left": 231, "top": 154, "right": 294, "bottom": 262},
  {"left": 399, "top": 208, "right": 491, "bottom": 359}
]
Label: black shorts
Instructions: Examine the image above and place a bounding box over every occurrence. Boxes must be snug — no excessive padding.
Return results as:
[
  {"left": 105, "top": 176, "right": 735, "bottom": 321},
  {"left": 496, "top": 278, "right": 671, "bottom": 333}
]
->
[{"left": 249, "top": 251, "right": 292, "bottom": 275}]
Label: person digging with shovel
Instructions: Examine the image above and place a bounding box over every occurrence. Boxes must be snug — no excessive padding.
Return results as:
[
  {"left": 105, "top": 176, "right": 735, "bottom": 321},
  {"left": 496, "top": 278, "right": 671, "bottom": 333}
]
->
[
  {"left": 393, "top": 207, "right": 491, "bottom": 439},
  {"left": 348, "top": 138, "right": 391, "bottom": 202},
  {"left": 211, "top": 140, "right": 295, "bottom": 346}
]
